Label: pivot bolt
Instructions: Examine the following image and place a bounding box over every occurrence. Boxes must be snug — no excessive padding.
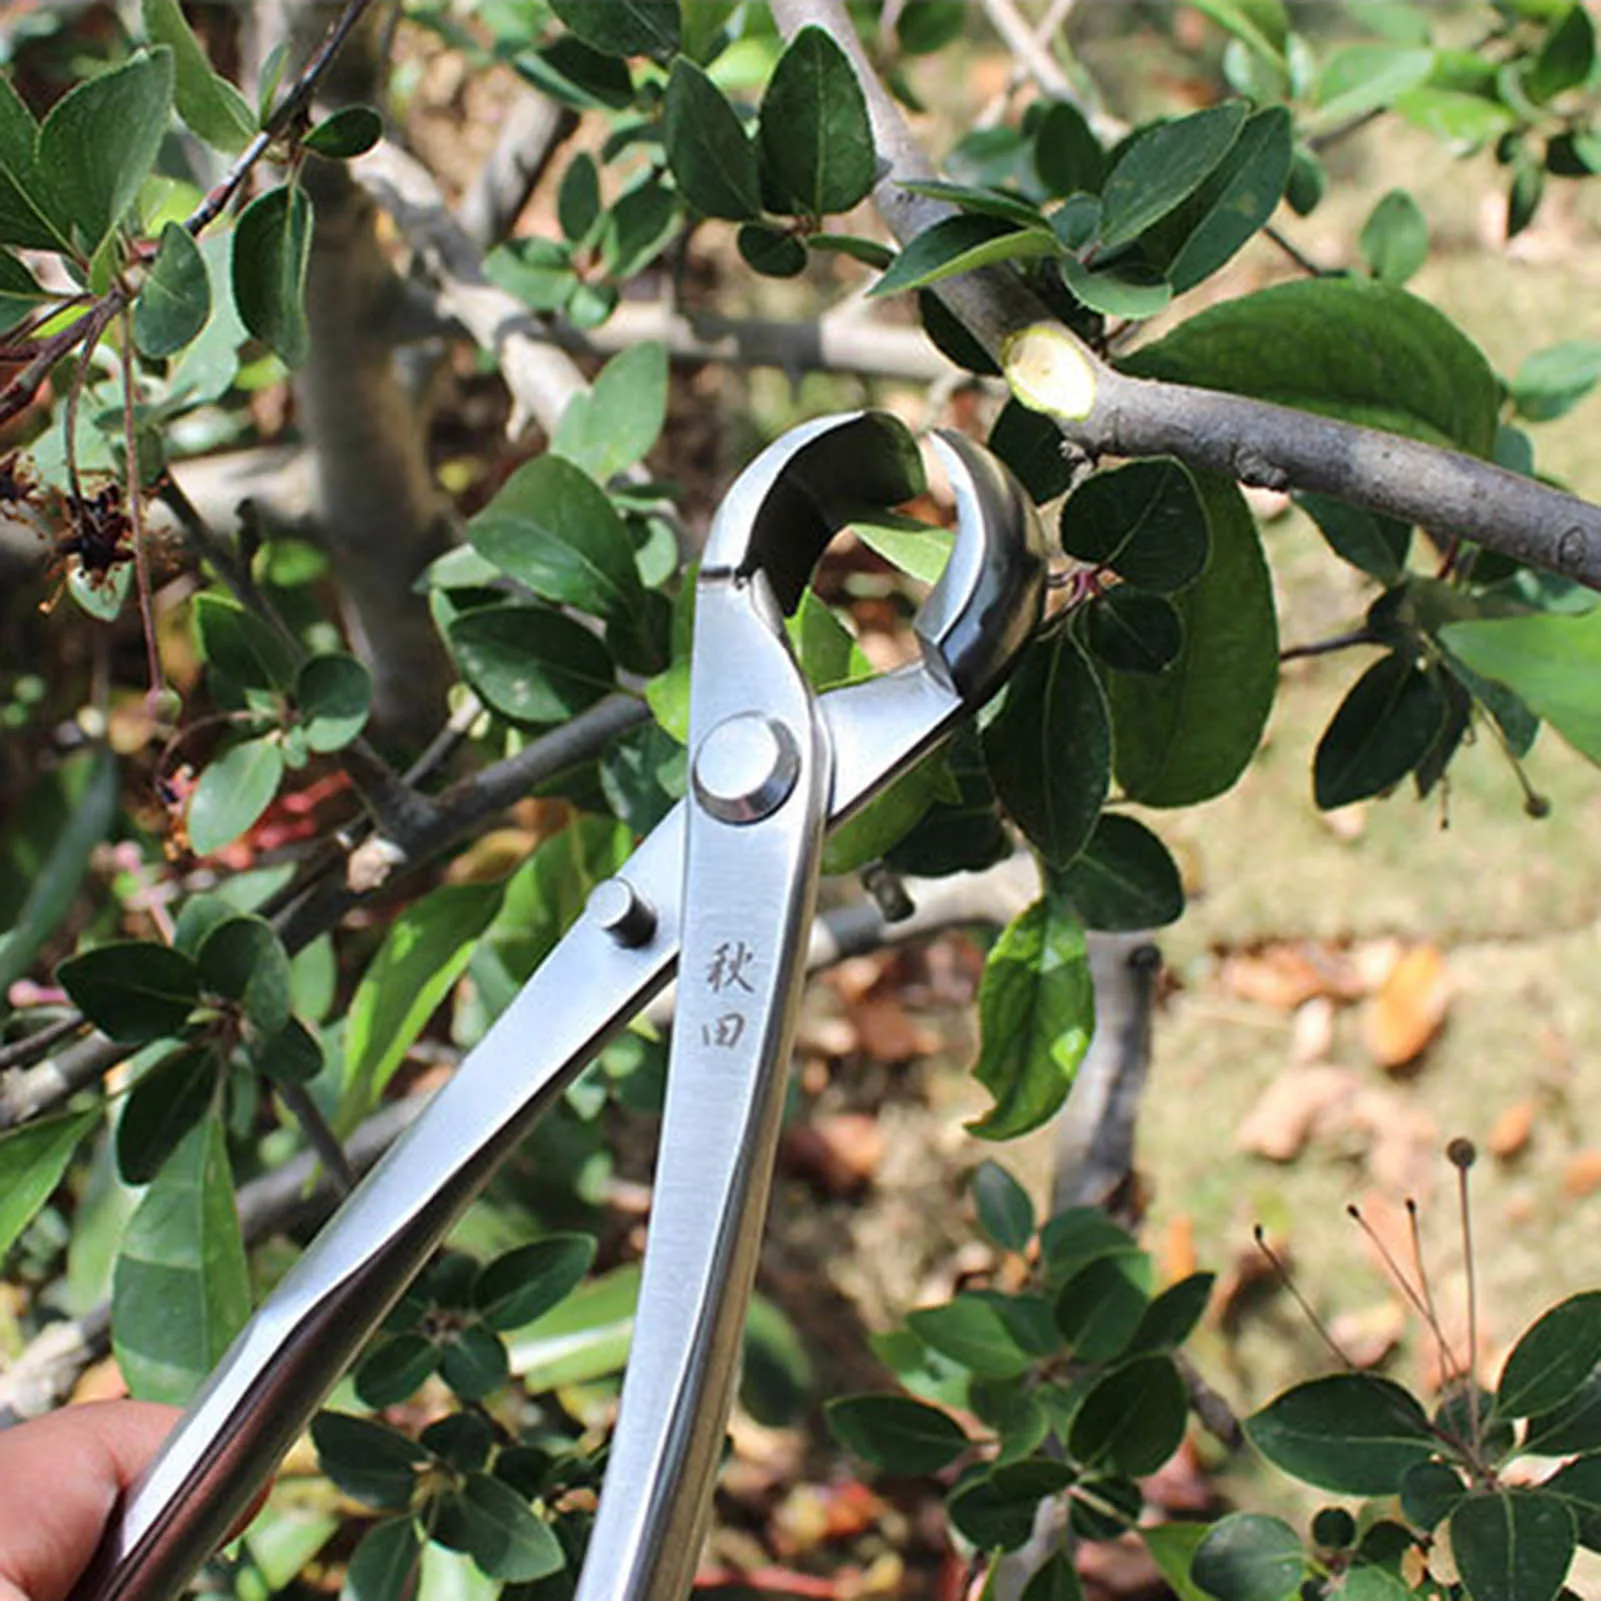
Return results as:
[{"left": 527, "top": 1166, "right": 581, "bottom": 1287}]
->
[
  {"left": 692, "top": 713, "right": 801, "bottom": 825},
  {"left": 588, "top": 878, "right": 657, "bottom": 947}
]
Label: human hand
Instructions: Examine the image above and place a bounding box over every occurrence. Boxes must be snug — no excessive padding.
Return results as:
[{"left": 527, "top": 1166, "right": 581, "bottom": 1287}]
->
[{"left": 0, "top": 1402, "right": 178, "bottom": 1601}]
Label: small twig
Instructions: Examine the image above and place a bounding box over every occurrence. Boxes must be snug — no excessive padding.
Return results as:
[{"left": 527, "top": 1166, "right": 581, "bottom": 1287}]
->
[
  {"left": 277, "top": 1081, "right": 358, "bottom": 1193},
  {"left": 118, "top": 304, "right": 164, "bottom": 700},
  {"left": 980, "top": 0, "right": 1077, "bottom": 100},
  {"left": 1263, "top": 224, "right": 1329, "bottom": 278},
  {"left": 0, "top": 1014, "right": 84, "bottom": 1074},
  {"left": 1280, "top": 629, "right": 1375, "bottom": 662}
]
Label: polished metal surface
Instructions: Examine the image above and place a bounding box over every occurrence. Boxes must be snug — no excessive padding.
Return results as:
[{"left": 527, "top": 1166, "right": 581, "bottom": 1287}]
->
[
  {"left": 691, "top": 712, "right": 802, "bottom": 824},
  {"left": 69, "top": 412, "right": 1045, "bottom": 1601}
]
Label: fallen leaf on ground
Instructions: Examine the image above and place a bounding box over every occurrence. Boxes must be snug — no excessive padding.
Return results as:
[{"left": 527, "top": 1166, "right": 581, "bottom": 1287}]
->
[
  {"left": 1354, "top": 1089, "right": 1439, "bottom": 1195},
  {"left": 1564, "top": 1150, "right": 1601, "bottom": 1197},
  {"left": 780, "top": 1113, "right": 884, "bottom": 1196},
  {"left": 1159, "top": 1213, "right": 1197, "bottom": 1284},
  {"left": 1329, "top": 1300, "right": 1408, "bottom": 1370},
  {"left": 1292, "top": 995, "right": 1336, "bottom": 1063},
  {"left": 1363, "top": 943, "right": 1451, "bottom": 1069},
  {"left": 1218, "top": 945, "right": 1329, "bottom": 1010},
  {"left": 1487, "top": 1099, "right": 1538, "bottom": 1161},
  {"left": 850, "top": 996, "right": 941, "bottom": 1062},
  {"left": 1236, "top": 1065, "right": 1360, "bottom": 1161}
]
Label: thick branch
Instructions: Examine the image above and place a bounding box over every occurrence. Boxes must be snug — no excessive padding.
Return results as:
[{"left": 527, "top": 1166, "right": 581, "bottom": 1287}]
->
[
  {"left": 770, "top": 0, "right": 1601, "bottom": 592},
  {"left": 458, "top": 90, "right": 579, "bottom": 250}
]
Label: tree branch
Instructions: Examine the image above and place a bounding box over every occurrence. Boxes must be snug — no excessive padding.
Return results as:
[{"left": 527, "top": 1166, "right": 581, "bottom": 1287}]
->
[
  {"left": 458, "top": 89, "right": 579, "bottom": 251},
  {"left": 769, "top": 0, "right": 1601, "bottom": 592}
]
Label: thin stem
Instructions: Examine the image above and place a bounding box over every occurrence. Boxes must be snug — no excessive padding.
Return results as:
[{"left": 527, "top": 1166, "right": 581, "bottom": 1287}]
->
[
  {"left": 277, "top": 1081, "right": 358, "bottom": 1194},
  {"left": 119, "top": 304, "right": 164, "bottom": 700},
  {"left": 1280, "top": 629, "right": 1375, "bottom": 662},
  {"left": 1348, "top": 1202, "right": 1464, "bottom": 1387},
  {"left": 1407, "top": 1196, "right": 1462, "bottom": 1398},
  {"left": 0, "top": 1014, "right": 85, "bottom": 1074},
  {"left": 1254, "top": 1225, "right": 1352, "bottom": 1370},
  {"left": 1263, "top": 224, "right": 1328, "bottom": 278},
  {"left": 1456, "top": 1151, "right": 1482, "bottom": 1456}
]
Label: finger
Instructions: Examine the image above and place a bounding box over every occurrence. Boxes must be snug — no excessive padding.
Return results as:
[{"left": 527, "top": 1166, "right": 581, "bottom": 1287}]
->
[{"left": 0, "top": 1401, "right": 178, "bottom": 1601}]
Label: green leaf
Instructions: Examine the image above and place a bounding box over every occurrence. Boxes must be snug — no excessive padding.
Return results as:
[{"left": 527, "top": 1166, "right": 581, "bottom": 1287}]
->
[
  {"left": 984, "top": 628, "right": 1110, "bottom": 868},
  {"left": 1020, "top": 1552, "right": 1084, "bottom": 1601},
  {"left": 303, "top": 105, "right": 381, "bottom": 160},
  {"left": 896, "top": 0, "right": 967, "bottom": 54},
  {"left": 738, "top": 221, "right": 807, "bottom": 277},
  {"left": 972, "top": 1161, "right": 1036, "bottom": 1253},
  {"left": 197, "top": 913, "right": 292, "bottom": 1034},
  {"left": 0, "top": 747, "right": 118, "bottom": 997},
  {"left": 344, "top": 1518, "right": 423, "bottom": 1601},
  {"left": 1141, "top": 1521, "right": 1213, "bottom": 1601},
  {"left": 967, "top": 881, "right": 1094, "bottom": 1141},
  {"left": 1061, "top": 458, "right": 1208, "bottom": 592},
  {"left": 1313, "top": 654, "right": 1448, "bottom": 809},
  {"left": 1129, "top": 1272, "right": 1215, "bottom": 1354},
  {"left": 342, "top": 881, "right": 503, "bottom": 1125},
  {"left": 1096, "top": 102, "right": 1248, "bottom": 252},
  {"left": 484, "top": 235, "right": 576, "bottom": 313},
  {"left": 0, "top": 1109, "right": 99, "bottom": 1264},
  {"left": 112, "top": 1118, "right": 250, "bottom": 1403},
  {"left": 852, "top": 512, "right": 953, "bottom": 585},
  {"left": 188, "top": 738, "right": 285, "bottom": 856},
  {"left": 759, "top": 27, "right": 875, "bottom": 217},
  {"left": 1524, "top": 1365, "right": 1601, "bottom": 1457},
  {"left": 900, "top": 180, "right": 1047, "bottom": 230},
  {"left": 248, "top": 1015, "right": 323, "bottom": 1085},
  {"left": 448, "top": 603, "right": 617, "bottom": 725},
  {"left": 58, "top": 940, "right": 199, "bottom": 1044},
  {"left": 948, "top": 1460, "right": 1075, "bottom": 1551},
  {"left": 0, "top": 248, "right": 47, "bottom": 333},
  {"left": 1244, "top": 1375, "right": 1435, "bottom": 1495},
  {"left": 1360, "top": 189, "right": 1428, "bottom": 286},
  {"left": 870, "top": 215, "right": 1055, "bottom": 298},
  {"left": 432, "top": 1473, "right": 564, "bottom": 1582},
  {"left": 1040, "top": 1206, "right": 1134, "bottom": 1286},
  {"left": 475, "top": 1233, "right": 597, "bottom": 1331},
  {"left": 821, "top": 742, "right": 950, "bottom": 875},
  {"left": 1033, "top": 100, "right": 1106, "bottom": 197},
  {"left": 908, "top": 1293, "right": 1033, "bottom": 1379},
  {"left": 116, "top": 1042, "right": 220, "bottom": 1184},
  {"left": 1069, "top": 1352, "right": 1188, "bottom": 1476},
  {"left": 1510, "top": 340, "right": 1601, "bottom": 422},
  {"left": 193, "top": 592, "right": 297, "bottom": 692},
  {"left": 550, "top": 341, "right": 669, "bottom": 483},
  {"left": 557, "top": 151, "right": 601, "bottom": 244},
  {"left": 1190, "top": 1512, "right": 1305, "bottom": 1601},
  {"left": 1105, "top": 474, "right": 1277, "bottom": 807},
  {"left": 811, "top": 231, "right": 896, "bottom": 269},
  {"left": 1494, "top": 1292, "right": 1601, "bottom": 1420},
  {"left": 1058, "top": 252, "right": 1171, "bottom": 320},
  {"left": 355, "top": 1333, "right": 440, "bottom": 1409},
  {"left": 0, "top": 78, "right": 66, "bottom": 252},
  {"left": 1314, "top": 45, "right": 1435, "bottom": 123},
  {"left": 1529, "top": 3, "right": 1596, "bottom": 103},
  {"left": 1296, "top": 493, "right": 1410, "bottom": 584},
  {"left": 826, "top": 1392, "right": 970, "bottom": 1473},
  {"left": 231, "top": 184, "right": 313, "bottom": 369},
  {"left": 37, "top": 49, "right": 174, "bottom": 255},
  {"left": 1057, "top": 1252, "right": 1151, "bottom": 1363},
  {"left": 168, "top": 230, "right": 248, "bottom": 405},
  {"left": 1121, "top": 278, "right": 1499, "bottom": 457},
  {"left": 440, "top": 1322, "right": 509, "bottom": 1401},
  {"left": 1450, "top": 1490, "right": 1576, "bottom": 1601},
  {"left": 1442, "top": 609, "right": 1601, "bottom": 765},
  {"left": 141, "top": 0, "right": 255, "bottom": 153},
  {"left": 134, "top": 221, "right": 210, "bottom": 358},
  {"left": 989, "top": 399, "right": 1076, "bottom": 502},
  {"left": 311, "top": 1412, "right": 426, "bottom": 1511},
  {"left": 1058, "top": 813, "right": 1184, "bottom": 931},
  {"left": 550, "top": 0, "right": 679, "bottom": 58},
  {"left": 1394, "top": 85, "right": 1516, "bottom": 149},
  {"left": 1400, "top": 1460, "right": 1468, "bottom": 1531},
  {"left": 1542, "top": 1453, "right": 1601, "bottom": 1547},
  {"left": 601, "top": 177, "right": 681, "bottom": 276},
  {"left": 295, "top": 654, "right": 371, "bottom": 752},
  {"left": 662, "top": 57, "right": 759, "bottom": 221}
]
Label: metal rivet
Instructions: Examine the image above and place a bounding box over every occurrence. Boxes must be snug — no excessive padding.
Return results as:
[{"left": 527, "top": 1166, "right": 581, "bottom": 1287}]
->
[
  {"left": 691, "top": 713, "right": 801, "bottom": 825},
  {"left": 588, "top": 878, "right": 656, "bottom": 947}
]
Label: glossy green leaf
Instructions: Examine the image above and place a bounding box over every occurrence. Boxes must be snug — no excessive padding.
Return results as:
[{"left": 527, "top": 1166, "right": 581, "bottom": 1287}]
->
[
  {"left": 1121, "top": 279, "right": 1499, "bottom": 457},
  {"left": 432, "top": 1473, "right": 564, "bottom": 1582},
  {"left": 1058, "top": 813, "right": 1184, "bottom": 931},
  {"left": 1394, "top": 86, "right": 1516, "bottom": 148},
  {"left": 193, "top": 593, "right": 297, "bottom": 692},
  {"left": 984, "top": 628, "right": 1110, "bottom": 868},
  {"left": 0, "top": 748, "right": 118, "bottom": 996},
  {"left": 168, "top": 231, "right": 249, "bottom": 405},
  {"left": 1063, "top": 458, "right": 1208, "bottom": 592},
  {"left": 197, "top": 913, "right": 291, "bottom": 1035},
  {"left": 231, "top": 184, "right": 313, "bottom": 368},
  {"left": 972, "top": 1161, "right": 1036, "bottom": 1253},
  {"left": 421, "top": 1414, "right": 494, "bottom": 1474},
  {"left": 1019, "top": 1552, "right": 1083, "bottom": 1601},
  {"left": 821, "top": 742, "right": 950, "bottom": 875},
  {"left": 295, "top": 654, "right": 371, "bottom": 752},
  {"left": 895, "top": 0, "right": 966, "bottom": 54},
  {"left": 141, "top": 0, "right": 254, "bottom": 153},
  {"left": 1296, "top": 493, "right": 1410, "bottom": 584},
  {"left": 1057, "top": 1252, "right": 1150, "bottom": 1363},
  {"left": 1313, "top": 654, "right": 1449, "bottom": 808},
  {"left": 440, "top": 1323, "right": 509, "bottom": 1401},
  {"left": 1495, "top": 1292, "right": 1601, "bottom": 1419},
  {"left": 1450, "top": 1490, "right": 1575, "bottom": 1601},
  {"left": 112, "top": 1118, "right": 250, "bottom": 1403},
  {"left": 311, "top": 1412, "right": 426, "bottom": 1511},
  {"left": 550, "top": 0, "right": 679, "bottom": 58},
  {"left": 948, "top": 1460, "right": 1075, "bottom": 1551},
  {"left": 0, "top": 78, "right": 66, "bottom": 251},
  {"left": 826, "top": 1392, "right": 970, "bottom": 1474},
  {"left": 471, "top": 456, "right": 642, "bottom": 622},
  {"left": 1190, "top": 0, "right": 1288, "bottom": 57},
  {"left": 1033, "top": 100, "right": 1106, "bottom": 197},
  {"left": 1190, "top": 1512, "right": 1304, "bottom": 1601},
  {"left": 811, "top": 231, "right": 895, "bottom": 268},
  {"left": 1058, "top": 252, "right": 1171, "bottom": 319},
  {"left": 1400, "top": 1460, "right": 1468, "bottom": 1531},
  {"left": 1509, "top": 340, "right": 1601, "bottom": 422},
  {"left": 1360, "top": 189, "right": 1428, "bottom": 286},
  {"left": 134, "top": 221, "right": 210, "bottom": 358},
  {"left": 302, "top": 104, "right": 381, "bottom": 160},
  {"left": 601, "top": 177, "right": 681, "bottom": 276},
  {"left": 900, "top": 180, "right": 1047, "bottom": 230},
  {"left": 556, "top": 151, "right": 601, "bottom": 245},
  {"left": 515, "top": 35, "right": 634, "bottom": 110},
  {"left": 249, "top": 1015, "right": 323, "bottom": 1085},
  {"left": 1314, "top": 44, "right": 1435, "bottom": 123},
  {"left": 355, "top": 1333, "right": 440, "bottom": 1409},
  {"left": 475, "top": 1233, "right": 597, "bottom": 1331},
  {"left": 448, "top": 603, "right": 617, "bottom": 725},
  {"left": 550, "top": 341, "right": 668, "bottom": 484},
  {"left": 968, "top": 881, "right": 1094, "bottom": 1141},
  {"left": 663, "top": 58, "right": 759, "bottom": 220},
  {"left": 737, "top": 221, "right": 807, "bottom": 277},
  {"left": 1244, "top": 1375, "right": 1435, "bottom": 1494},
  {"left": 1141, "top": 1521, "right": 1213, "bottom": 1601},
  {"left": 1129, "top": 1272, "right": 1215, "bottom": 1354},
  {"left": 483, "top": 236, "right": 576, "bottom": 312},
  {"left": 884, "top": 727, "right": 1011, "bottom": 880},
  {"left": 344, "top": 1518, "right": 423, "bottom": 1601},
  {"left": 852, "top": 512, "right": 953, "bottom": 585},
  {"left": 1529, "top": 3, "right": 1596, "bottom": 103},
  {"left": 116, "top": 1043, "right": 220, "bottom": 1184},
  {"left": 507, "top": 1262, "right": 639, "bottom": 1390},
  {"left": 58, "top": 940, "right": 199, "bottom": 1044},
  {"left": 342, "top": 881, "right": 503, "bottom": 1126},
  {"left": 1105, "top": 474, "right": 1277, "bottom": 807},
  {"left": 988, "top": 399, "right": 1076, "bottom": 502},
  {"left": 759, "top": 27, "right": 875, "bottom": 216},
  {"left": 37, "top": 49, "right": 173, "bottom": 254},
  {"left": 188, "top": 738, "right": 285, "bottom": 857},
  {"left": 1097, "top": 102, "right": 1247, "bottom": 252},
  {"left": 0, "top": 249, "right": 47, "bottom": 333},
  {"left": 870, "top": 215, "right": 1055, "bottom": 298},
  {"left": 1069, "top": 1353, "right": 1188, "bottom": 1476},
  {"left": 0, "top": 1109, "right": 99, "bottom": 1263},
  {"left": 1541, "top": 1453, "right": 1601, "bottom": 1547},
  {"left": 1523, "top": 1365, "right": 1601, "bottom": 1459},
  {"left": 908, "top": 1293, "right": 1033, "bottom": 1379}
]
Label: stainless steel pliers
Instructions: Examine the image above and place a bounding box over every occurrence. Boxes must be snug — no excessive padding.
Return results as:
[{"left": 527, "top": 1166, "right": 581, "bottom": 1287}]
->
[{"left": 73, "top": 411, "right": 1046, "bottom": 1601}]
